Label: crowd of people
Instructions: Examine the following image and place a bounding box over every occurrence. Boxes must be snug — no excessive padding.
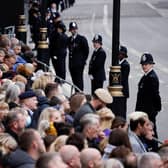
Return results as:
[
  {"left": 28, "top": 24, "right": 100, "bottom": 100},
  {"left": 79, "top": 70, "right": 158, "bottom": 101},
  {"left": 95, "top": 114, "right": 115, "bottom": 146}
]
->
[{"left": 0, "top": 0, "right": 165, "bottom": 168}]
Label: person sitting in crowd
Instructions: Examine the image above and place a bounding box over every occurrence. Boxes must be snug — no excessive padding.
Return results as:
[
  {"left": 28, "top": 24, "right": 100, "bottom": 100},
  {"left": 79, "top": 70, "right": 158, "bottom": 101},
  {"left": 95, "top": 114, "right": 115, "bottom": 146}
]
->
[
  {"left": 96, "top": 107, "right": 115, "bottom": 137},
  {"left": 69, "top": 92, "right": 87, "bottom": 119},
  {"left": 74, "top": 88, "right": 112, "bottom": 130},
  {"left": 37, "top": 107, "right": 62, "bottom": 137},
  {"left": 3, "top": 109, "right": 26, "bottom": 143},
  {"left": 80, "top": 113, "right": 104, "bottom": 149},
  {"left": 19, "top": 90, "right": 38, "bottom": 128},
  {"left": 128, "top": 111, "right": 150, "bottom": 154},
  {"left": 103, "top": 128, "right": 132, "bottom": 160},
  {"left": 59, "top": 145, "right": 81, "bottom": 168},
  {"left": 4, "top": 129, "right": 46, "bottom": 168},
  {"left": 35, "top": 152, "right": 67, "bottom": 168},
  {"left": 80, "top": 148, "right": 103, "bottom": 168}
]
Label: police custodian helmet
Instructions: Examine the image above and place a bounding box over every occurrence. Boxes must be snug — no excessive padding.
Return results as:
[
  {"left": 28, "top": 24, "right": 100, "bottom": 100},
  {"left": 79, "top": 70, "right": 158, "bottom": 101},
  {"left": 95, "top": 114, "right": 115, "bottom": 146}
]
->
[
  {"left": 140, "top": 52, "right": 155, "bottom": 65},
  {"left": 119, "top": 45, "right": 128, "bottom": 58},
  {"left": 92, "top": 34, "right": 102, "bottom": 45},
  {"left": 69, "top": 22, "right": 78, "bottom": 31}
]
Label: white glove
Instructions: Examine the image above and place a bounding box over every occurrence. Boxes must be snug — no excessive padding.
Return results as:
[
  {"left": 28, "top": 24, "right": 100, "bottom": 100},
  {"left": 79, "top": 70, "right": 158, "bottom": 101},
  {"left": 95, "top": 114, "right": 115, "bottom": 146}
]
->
[{"left": 89, "top": 75, "right": 94, "bottom": 80}]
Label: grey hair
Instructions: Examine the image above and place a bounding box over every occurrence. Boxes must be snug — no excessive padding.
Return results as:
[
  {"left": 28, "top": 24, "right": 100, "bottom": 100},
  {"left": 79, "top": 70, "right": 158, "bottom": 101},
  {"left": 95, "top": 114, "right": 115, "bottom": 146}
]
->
[
  {"left": 5, "top": 83, "right": 20, "bottom": 103},
  {"left": 158, "top": 146, "right": 168, "bottom": 161},
  {"left": 138, "top": 152, "right": 161, "bottom": 168},
  {"left": 15, "top": 81, "right": 26, "bottom": 93},
  {"left": 104, "top": 158, "right": 124, "bottom": 168},
  {"left": 80, "top": 113, "right": 100, "bottom": 130}
]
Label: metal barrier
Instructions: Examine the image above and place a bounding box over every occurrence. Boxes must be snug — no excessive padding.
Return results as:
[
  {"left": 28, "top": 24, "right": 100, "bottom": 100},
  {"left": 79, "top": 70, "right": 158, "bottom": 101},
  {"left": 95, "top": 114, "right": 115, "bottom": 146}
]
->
[
  {"left": 3, "top": 26, "right": 16, "bottom": 39},
  {"left": 35, "top": 59, "right": 82, "bottom": 98}
]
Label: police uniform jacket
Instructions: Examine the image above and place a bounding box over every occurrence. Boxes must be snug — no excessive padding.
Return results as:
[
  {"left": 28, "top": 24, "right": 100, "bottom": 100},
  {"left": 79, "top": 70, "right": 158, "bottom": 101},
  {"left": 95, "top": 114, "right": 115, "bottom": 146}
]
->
[
  {"left": 49, "top": 31, "right": 68, "bottom": 59},
  {"left": 68, "top": 34, "right": 89, "bottom": 69},
  {"left": 135, "top": 69, "right": 161, "bottom": 118},
  {"left": 120, "top": 59, "right": 130, "bottom": 98},
  {"left": 88, "top": 47, "right": 106, "bottom": 81}
]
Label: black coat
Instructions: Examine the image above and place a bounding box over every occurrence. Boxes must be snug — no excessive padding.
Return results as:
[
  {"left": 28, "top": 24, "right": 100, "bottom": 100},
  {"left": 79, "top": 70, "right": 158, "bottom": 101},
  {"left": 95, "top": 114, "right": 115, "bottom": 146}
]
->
[
  {"left": 88, "top": 47, "right": 106, "bottom": 81},
  {"left": 49, "top": 31, "right": 68, "bottom": 58},
  {"left": 135, "top": 69, "right": 161, "bottom": 119},
  {"left": 68, "top": 34, "right": 89, "bottom": 69},
  {"left": 120, "top": 59, "right": 130, "bottom": 98}
]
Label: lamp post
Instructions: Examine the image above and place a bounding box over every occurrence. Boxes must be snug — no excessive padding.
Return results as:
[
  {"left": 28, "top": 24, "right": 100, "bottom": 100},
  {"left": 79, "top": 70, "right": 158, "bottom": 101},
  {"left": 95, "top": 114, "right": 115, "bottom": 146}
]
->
[
  {"left": 16, "top": 14, "right": 27, "bottom": 44},
  {"left": 108, "top": 0, "right": 126, "bottom": 118},
  {"left": 37, "top": 0, "right": 50, "bottom": 71},
  {"left": 15, "top": 1, "right": 26, "bottom": 43}
]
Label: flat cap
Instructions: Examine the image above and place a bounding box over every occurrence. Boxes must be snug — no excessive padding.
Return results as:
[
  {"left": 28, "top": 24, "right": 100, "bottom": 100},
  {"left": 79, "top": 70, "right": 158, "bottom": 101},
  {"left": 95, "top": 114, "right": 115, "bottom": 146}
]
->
[
  {"left": 19, "top": 90, "right": 36, "bottom": 100},
  {"left": 94, "top": 88, "right": 113, "bottom": 104}
]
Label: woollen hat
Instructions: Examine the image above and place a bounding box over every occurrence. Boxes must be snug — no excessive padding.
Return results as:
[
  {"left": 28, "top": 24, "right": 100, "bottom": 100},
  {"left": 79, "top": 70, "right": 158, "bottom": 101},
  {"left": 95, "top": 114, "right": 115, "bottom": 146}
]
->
[
  {"left": 94, "top": 88, "right": 113, "bottom": 104},
  {"left": 19, "top": 90, "right": 36, "bottom": 100}
]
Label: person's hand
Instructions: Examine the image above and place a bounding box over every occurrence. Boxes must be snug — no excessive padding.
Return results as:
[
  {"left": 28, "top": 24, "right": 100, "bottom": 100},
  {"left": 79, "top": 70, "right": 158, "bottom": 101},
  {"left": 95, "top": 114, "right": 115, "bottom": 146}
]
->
[
  {"left": 98, "top": 131, "right": 106, "bottom": 140},
  {"left": 89, "top": 75, "right": 94, "bottom": 80}
]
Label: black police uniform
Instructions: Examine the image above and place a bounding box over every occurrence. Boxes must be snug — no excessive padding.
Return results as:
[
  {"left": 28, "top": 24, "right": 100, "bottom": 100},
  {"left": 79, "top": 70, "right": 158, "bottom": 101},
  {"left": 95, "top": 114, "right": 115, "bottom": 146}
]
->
[
  {"left": 88, "top": 35, "right": 106, "bottom": 94},
  {"left": 68, "top": 22, "right": 89, "bottom": 91},
  {"left": 119, "top": 46, "right": 130, "bottom": 118},
  {"left": 135, "top": 53, "right": 161, "bottom": 137},
  {"left": 49, "top": 21, "right": 68, "bottom": 79}
]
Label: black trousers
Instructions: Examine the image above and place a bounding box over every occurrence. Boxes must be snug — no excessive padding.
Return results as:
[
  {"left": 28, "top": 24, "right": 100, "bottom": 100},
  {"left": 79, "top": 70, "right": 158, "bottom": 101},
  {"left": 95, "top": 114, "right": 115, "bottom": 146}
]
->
[
  {"left": 91, "top": 79, "right": 104, "bottom": 94},
  {"left": 69, "top": 67, "right": 84, "bottom": 91},
  {"left": 52, "top": 57, "right": 66, "bottom": 80}
]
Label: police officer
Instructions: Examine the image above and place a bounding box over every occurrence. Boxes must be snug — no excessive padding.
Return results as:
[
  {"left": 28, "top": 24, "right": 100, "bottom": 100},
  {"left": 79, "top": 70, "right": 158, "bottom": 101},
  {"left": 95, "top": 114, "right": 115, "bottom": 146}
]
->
[
  {"left": 135, "top": 53, "right": 161, "bottom": 139},
  {"left": 68, "top": 22, "right": 89, "bottom": 91},
  {"left": 118, "top": 45, "right": 130, "bottom": 119},
  {"left": 49, "top": 21, "right": 68, "bottom": 79},
  {"left": 88, "top": 34, "right": 106, "bottom": 94}
]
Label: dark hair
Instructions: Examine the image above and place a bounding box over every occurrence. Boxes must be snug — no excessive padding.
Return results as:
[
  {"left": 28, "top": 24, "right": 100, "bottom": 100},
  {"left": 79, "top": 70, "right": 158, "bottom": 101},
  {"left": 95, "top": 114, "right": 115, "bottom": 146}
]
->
[
  {"left": 69, "top": 92, "right": 86, "bottom": 112},
  {"left": 110, "top": 145, "right": 131, "bottom": 158},
  {"left": 129, "top": 117, "right": 146, "bottom": 131},
  {"left": 44, "top": 83, "right": 58, "bottom": 98},
  {"left": 54, "top": 122, "right": 74, "bottom": 136},
  {"left": 43, "top": 135, "right": 57, "bottom": 150},
  {"left": 110, "top": 146, "right": 137, "bottom": 168},
  {"left": 111, "top": 116, "right": 127, "bottom": 129},
  {"left": 109, "top": 128, "right": 132, "bottom": 151},
  {"left": 19, "top": 129, "right": 37, "bottom": 151},
  {"left": 66, "top": 132, "right": 85, "bottom": 151},
  {"left": 49, "top": 96, "right": 62, "bottom": 106}
]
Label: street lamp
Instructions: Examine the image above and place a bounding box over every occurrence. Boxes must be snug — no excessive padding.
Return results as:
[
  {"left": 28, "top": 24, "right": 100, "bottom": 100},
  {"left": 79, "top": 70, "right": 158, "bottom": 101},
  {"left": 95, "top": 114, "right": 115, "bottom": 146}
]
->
[
  {"left": 108, "top": 0, "right": 126, "bottom": 118},
  {"left": 37, "top": 0, "right": 50, "bottom": 71}
]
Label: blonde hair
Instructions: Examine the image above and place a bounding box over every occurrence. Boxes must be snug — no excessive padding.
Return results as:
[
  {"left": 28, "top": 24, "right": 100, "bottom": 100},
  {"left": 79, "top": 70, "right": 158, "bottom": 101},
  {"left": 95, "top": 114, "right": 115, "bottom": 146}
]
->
[
  {"left": 0, "top": 133, "right": 18, "bottom": 154},
  {"left": 38, "top": 107, "right": 61, "bottom": 137},
  {"left": 49, "top": 135, "right": 68, "bottom": 152},
  {"left": 32, "top": 72, "right": 54, "bottom": 90},
  {"left": 97, "top": 107, "right": 115, "bottom": 130},
  {"left": 38, "top": 107, "right": 61, "bottom": 125},
  {"left": 12, "top": 74, "right": 28, "bottom": 84}
]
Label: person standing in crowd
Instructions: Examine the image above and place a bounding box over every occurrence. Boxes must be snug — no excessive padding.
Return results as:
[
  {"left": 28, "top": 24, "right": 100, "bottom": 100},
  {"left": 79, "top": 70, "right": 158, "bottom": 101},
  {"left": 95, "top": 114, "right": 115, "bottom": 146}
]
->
[
  {"left": 68, "top": 21, "right": 89, "bottom": 91},
  {"left": 135, "top": 53, "right": 161, "bottom": 138},
  {"left": 118, "top": 45, "right": 130, "bottom": 119},
  {"left": 88, "top": 34, "right": 106, "bottom": 94},
  {"left": 49, "top": 21, "right": 68, "bottom": 80}
]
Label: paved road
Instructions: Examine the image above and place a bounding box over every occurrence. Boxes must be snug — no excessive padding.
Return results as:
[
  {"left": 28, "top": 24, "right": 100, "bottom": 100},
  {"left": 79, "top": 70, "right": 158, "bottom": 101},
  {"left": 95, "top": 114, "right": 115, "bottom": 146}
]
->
[{"left": 61, "top": 0, "right": 168, "bottom": 141}]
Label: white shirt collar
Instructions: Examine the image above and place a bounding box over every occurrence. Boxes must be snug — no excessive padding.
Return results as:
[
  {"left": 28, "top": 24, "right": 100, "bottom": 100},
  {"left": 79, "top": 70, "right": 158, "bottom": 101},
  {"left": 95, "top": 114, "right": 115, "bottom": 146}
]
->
[
  {"left": 144, "top": 68, "right": 153, "bottom": 76},
  {"left": 119, "top": 58, "right": 126, "bottom": 65}
]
